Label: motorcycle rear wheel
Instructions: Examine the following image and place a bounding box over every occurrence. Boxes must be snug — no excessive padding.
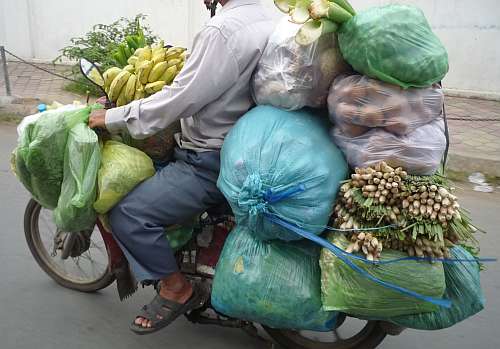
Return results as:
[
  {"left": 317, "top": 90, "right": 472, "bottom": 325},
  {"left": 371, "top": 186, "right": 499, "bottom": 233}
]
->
[
  {"left": 264, "top": 319, "right": 387, "bottom": 349},
  {"left": 24, "top": 199, "right": 115, "bottom": 292}
]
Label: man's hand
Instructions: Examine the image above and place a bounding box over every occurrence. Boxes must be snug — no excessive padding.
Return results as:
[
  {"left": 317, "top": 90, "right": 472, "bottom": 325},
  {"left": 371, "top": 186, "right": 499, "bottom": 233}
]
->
[{"left": 89, "top": 109, "right": 107, "bottom": 129}]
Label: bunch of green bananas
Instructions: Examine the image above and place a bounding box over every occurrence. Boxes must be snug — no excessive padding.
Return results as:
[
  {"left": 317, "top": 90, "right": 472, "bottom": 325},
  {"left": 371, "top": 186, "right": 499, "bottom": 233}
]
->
[
  {"left": 113, "top": 29, "right": 147, "bottom": 67},
  {"left": 104, "top": 42, "right": 187, "bottom": 107}
]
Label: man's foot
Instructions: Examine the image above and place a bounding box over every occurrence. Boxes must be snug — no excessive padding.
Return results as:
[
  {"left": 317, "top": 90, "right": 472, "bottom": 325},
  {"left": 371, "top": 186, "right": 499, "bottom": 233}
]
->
[
  {"left": 130, "top": 273, "right": 202, "bottom": 335},
  {"left": 134, "top": 274, "right": 193, "bottom": 329}
]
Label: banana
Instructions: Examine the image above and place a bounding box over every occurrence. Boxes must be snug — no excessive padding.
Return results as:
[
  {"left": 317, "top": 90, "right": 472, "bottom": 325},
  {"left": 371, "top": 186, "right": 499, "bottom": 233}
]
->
[
  {"left": 148, "top": 62, "right": 169, "bottom": 83},
  {"left": 123, "top": 64, "right": 135, "bottom": 73},
  {"left": 136, "top": 60, "right": 154, "bottom": 85},
  {"left": 108, "top": 70, "right": 131, "bottom": 102},
  {"left": 127, "top": 55, "right": 139, "bottom": 66},
  {"left": 134, "top": 86, "right": 146, "bottom": 100},
  {"left": 134, "top": 47, "right": 144, "bottom": 57},
  {"left": 159, "top": 65, "right": 178, "bottom": 85},
  {"left": 124, "top": 74, "right": 137, "bottom": 103},
  {"left": 103, "top": 67, "right": 122, "bottom": 92},
  {"left": 179, "top": 51, "right": 188, "bottom": 61},
  {"left": 152, "top": 40, "right": 165, "bottom": 55},
  {"left": 177, "top": 61, "right": 185, "bottom": 71},
  {"left": 139, "top": 46, "right": 152, "bottom": 61},
  {"left": 167, "top": 58, "right": 182, "bottom": 68},
  {"left": 152, "top": 50, "right": 166, "bottom": 65},
  {"left": 145, "top": 81, "right": 166, "bottom": 95},
  {"left": 116, "top": 87, "right": 128, "bottom": 107}
]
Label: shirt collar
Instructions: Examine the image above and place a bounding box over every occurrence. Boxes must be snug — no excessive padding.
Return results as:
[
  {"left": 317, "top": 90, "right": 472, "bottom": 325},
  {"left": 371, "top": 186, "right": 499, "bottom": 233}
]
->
[{"left": 218, "top": 0, "right": 260, "bottom": 14}]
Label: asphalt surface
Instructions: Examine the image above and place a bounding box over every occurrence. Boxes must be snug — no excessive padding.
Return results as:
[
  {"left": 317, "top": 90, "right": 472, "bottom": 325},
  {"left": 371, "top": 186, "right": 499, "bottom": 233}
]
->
[{"left": 1, "top": 122, "right": 499, "bottom": 349}]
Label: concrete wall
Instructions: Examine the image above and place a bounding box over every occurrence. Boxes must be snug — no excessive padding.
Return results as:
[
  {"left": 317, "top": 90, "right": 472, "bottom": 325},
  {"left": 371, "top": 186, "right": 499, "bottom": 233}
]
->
[{"left": 0, "top": 0, "right": 499, "bottom": 96}]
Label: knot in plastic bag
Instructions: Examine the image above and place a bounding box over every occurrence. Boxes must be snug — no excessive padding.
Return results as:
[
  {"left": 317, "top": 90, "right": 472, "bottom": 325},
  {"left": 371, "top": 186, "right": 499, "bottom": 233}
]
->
[{"left": 237, "top": 174, "right": 268, "bottom": 219}]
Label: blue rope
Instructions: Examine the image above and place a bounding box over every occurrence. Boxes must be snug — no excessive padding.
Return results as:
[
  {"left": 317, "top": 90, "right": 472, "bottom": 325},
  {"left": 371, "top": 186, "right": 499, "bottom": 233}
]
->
[{"left": 265, "top": 213, "right": 453, "bottom": 308}]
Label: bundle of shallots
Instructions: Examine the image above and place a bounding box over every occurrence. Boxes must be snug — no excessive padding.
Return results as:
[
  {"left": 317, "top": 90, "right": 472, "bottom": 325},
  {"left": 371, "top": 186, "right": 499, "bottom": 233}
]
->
[{"left": 333, "top": 162, "right": 479, "bottom": 261}]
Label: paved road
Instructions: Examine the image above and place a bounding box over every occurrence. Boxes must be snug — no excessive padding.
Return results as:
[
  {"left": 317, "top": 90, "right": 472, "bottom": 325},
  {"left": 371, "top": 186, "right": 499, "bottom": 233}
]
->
[{"left": 1, "top": 122, "right": 499, "bottom": 349}]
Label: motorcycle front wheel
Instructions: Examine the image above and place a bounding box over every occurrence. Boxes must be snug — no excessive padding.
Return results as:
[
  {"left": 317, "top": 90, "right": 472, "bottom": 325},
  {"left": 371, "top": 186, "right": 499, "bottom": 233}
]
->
[
  {"left": 264, "top": 318, "right": 387, "bottom": 349},
  {"left": 24, "top": 199, "right": 115, "bottom": 292}
]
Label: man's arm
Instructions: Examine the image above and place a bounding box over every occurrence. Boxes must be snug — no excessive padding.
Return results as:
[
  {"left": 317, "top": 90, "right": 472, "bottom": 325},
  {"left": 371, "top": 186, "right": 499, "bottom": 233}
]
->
[{"left": 100, "top": 26, "right": 240, "bottom": 139}]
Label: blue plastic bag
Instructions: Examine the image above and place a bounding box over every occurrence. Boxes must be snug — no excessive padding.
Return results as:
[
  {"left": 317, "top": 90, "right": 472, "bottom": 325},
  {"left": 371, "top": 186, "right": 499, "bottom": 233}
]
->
[
  {"left": 211, "top": 226, "right": 338, "bottom": 331},
  {"left": 389, "top": 247, "right": 485, "bottom": 330},
  {"left": 218, "top": 106, "right": 348, "bottom": 241}
]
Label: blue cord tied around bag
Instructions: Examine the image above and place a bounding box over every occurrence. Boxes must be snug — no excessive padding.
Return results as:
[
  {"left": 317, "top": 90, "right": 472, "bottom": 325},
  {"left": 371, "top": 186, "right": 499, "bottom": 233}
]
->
[
  {"left": 237, "top": 174, "right": 306, "bottom": 230},
  {"left": 265, "top": 213, "right": 453, "bottom": 309},
  {"left": 238, "top": 176, "right": 495, "bottom": 308}
]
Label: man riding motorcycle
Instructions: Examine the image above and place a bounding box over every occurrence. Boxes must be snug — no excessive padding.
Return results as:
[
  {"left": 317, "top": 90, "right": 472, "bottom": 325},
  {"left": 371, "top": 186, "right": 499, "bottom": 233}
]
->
[{"left": 88, "top": 0, "right": 274, "bottom": 335}]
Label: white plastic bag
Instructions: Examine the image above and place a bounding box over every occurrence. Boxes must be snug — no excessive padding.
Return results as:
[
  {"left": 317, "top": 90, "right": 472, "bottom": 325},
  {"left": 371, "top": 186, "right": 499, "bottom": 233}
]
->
[
  {"left": 328, "top": 75, "right": 444, "bottom": 137},
  {"left": 331, "top": 120, "right": 446, "bottom": 175},
  {"left": 252, "top": 18, "right": 350, "bottom": 111}
]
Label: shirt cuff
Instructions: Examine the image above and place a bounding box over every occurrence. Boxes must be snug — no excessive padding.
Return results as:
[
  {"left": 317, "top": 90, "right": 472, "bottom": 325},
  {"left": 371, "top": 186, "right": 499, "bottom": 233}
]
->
[{"left": 105, "top": 106, "right": 129, "bottom": 134}]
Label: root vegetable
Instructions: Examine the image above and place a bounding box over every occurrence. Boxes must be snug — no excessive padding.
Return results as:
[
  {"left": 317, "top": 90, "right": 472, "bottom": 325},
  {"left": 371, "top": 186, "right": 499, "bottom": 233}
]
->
[
  {"left": 379, "top": 195, "right": 386, "bottom": 203},
  {"left": 352, "top": 174, "right": 361, "bottom": 181},
  {"left": 442, "top": 197, "right": 451, "bottom": 207},
  {"left": 433, "top": 203, "right": 441, "bottom": 211},
  {"left": 373, "top": 178, "right": 381, "bottom": 185},
  {"left": 402, "top": 200, "right": 410, "bottom": 208},
  {"left": 392, "top": 182, "right": 399, "bottom": 188},
  {"left": 419, "top": 185, "right": 427, "bottom": 192},
  {"left": 357, "top": 232, "right": 366, "bottom": 240},
  {"left": 430, "top": 185, "right": 438, "bottom": 192},
  {"left": 427, "top": 198, "right": 434, "bottom": 206},
  {"left": 438, "top": 187, "right": 449, "bottom": 198},
  {"left": 413, "top": 200, "right": 421, "bottom": 209},
  {"left": 382, "top": 189, "right": 389, "bottom": 196},
  {"left": 364, "top": 185, "right": 377, "bottom": 192}
]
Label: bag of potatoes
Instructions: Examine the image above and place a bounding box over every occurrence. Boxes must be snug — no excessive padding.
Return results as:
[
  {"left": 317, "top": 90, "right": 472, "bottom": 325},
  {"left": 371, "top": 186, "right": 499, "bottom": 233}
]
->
[
  {"left": 331, "top": 120, "right": 446, "bottom": 175},
  {"left": 328, "top": 75, "right": 444, "bottom": 137}
]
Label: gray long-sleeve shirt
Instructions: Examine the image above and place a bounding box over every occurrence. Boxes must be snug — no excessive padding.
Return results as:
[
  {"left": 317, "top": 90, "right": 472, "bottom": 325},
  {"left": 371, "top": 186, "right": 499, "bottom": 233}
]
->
[{"left": 105, "top": 0, "right": 274, "bottom": 152}]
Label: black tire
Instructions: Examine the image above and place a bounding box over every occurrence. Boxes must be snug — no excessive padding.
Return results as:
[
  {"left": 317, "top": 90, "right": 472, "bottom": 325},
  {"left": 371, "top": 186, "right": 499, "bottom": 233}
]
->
[
  {"left": 24, "top": 199, "right": 115, "bottom": 292},
  {"left": 264, "top": 321, "right": 387, "bottom": 349}
]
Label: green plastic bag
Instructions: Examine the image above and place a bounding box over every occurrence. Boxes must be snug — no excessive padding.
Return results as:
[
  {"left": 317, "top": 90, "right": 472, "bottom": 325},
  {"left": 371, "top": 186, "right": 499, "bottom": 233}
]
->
[
  {"left": 54, "top": 123, "right": 100, "bottom": 232},
  {"left": 389, "top": 247, "right": 485, "bottom": 330},
  {"left": 14, "top": 106, "right": 98, "bottom": 209},
  {"left": 339, "top": 5, "right": 449, "bottom": 88},
  {"left": 320, "top": 234, "right": 446, "bottom": 317},
  {"left": 94, "top": 141, "right": 155, "bottom": 214},
  {"left": 211, "top": 226, "right": 338, "bottom": 331}
]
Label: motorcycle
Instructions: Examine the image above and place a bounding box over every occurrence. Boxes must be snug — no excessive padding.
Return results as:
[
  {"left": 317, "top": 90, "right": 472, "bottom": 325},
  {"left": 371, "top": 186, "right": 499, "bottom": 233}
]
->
[{"left": 23, "top": 53, "right": 407, "bottom": 349}]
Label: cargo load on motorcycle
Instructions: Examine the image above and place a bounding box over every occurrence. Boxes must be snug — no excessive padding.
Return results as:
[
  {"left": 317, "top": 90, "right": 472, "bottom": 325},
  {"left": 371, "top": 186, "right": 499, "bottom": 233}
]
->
[{"left": 11, "top": 1, "right": 490, "bottom": 348}]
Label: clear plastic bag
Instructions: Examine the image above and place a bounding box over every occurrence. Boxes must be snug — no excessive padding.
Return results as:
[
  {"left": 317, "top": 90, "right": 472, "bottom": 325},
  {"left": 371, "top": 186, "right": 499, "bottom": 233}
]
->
[
  {"left": 252, "top": 18, "right": 350, "bottom": 111},
  {"left": 212, "top": 226, "right": 339, "bottom": 331},
  {"left": 331, "top": 119, "right": 446, "bottom": 175},
  {"left": 320, "top": 234, "right": 446, "bottom": 318},
  {"left": 338, "top": 5, "right": 449, "bottom": 88},
  {"left": 218, "top": 105, "right": 348, "bottom": 241},
  {"left": 328, "top": 75, "right": 444, "bottom": 136},
  {"left": 93, "top": 141, "right": 155, "bottom": 214},
  {"left": 14, "top": 105, "right": 98, "bottom": 209},
  {"left": 389, "top": 247, "right": 485, "bottom": 330},
  {"left": 54, "top": 123, "right": 100, "bottom": 232}
]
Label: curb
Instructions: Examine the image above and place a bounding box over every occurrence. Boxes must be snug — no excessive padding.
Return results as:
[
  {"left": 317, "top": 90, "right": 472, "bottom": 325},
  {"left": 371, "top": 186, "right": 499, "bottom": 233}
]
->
[{"left": 447, "top": 151, "right": 500, "bottom": 179}]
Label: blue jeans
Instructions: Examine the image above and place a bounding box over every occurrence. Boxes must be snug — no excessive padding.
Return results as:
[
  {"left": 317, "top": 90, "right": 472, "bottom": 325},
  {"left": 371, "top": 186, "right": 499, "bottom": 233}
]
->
[{"left": 109, "top": 148, "right": 225, "bottom": 282}]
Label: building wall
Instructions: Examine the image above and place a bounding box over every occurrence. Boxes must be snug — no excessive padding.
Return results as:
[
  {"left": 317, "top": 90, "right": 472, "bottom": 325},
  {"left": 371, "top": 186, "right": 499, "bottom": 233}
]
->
[{"left": 0, "top": 0, "right": 499, "bottom": 96}]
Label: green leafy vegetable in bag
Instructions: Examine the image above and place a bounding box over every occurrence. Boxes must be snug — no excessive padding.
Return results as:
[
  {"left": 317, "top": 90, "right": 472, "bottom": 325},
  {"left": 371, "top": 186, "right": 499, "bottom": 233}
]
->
[
  {"left": 389, "top": 247, "right": 485, "bottom": 330},
  {"left": 320, "top": 234, "right": 446, "bottom": 317},
  {"left": 212, "top": 226, "right": 338, "bottom": 331},
  {"left": 338, "top": 5, "right": 449, "bottom": 88},
  {"left": 54, "top": 123, "right": 100, "bottom": 232},
  {"left": 14, "top": 106, "right": 98, "bottom": 209},
  {"left": 94, "top": 141, "right": 155, "bottom": 214}
]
